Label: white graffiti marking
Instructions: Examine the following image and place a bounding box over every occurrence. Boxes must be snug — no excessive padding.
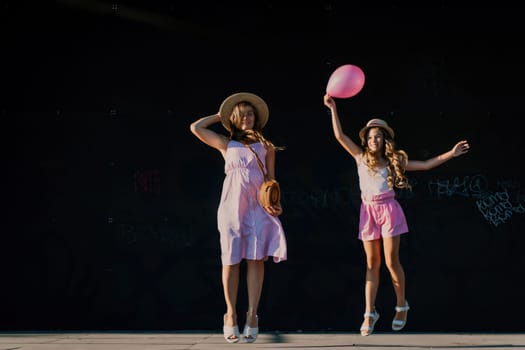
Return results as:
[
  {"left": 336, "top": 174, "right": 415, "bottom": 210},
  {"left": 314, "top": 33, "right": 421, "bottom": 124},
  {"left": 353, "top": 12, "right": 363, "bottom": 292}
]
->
[
  {"left": 476, "top": 189, "right": 525, "bottom": 227},
  {"left": 428, "top": 175, "right": 488, "bottom": 198}
]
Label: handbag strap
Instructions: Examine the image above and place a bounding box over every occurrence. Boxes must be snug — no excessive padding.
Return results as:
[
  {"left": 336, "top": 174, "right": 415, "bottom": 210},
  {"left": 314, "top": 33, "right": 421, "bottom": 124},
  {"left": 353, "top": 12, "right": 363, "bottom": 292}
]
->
[{"left": 245, "top": 143, "right": 268, "bottom": 180}]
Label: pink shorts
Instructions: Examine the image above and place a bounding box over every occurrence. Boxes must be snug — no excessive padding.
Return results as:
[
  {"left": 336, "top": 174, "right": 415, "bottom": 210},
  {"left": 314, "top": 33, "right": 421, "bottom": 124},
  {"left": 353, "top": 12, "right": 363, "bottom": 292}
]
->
[{"left": 358, "top": 190, "right": 409, "bottom": 241}]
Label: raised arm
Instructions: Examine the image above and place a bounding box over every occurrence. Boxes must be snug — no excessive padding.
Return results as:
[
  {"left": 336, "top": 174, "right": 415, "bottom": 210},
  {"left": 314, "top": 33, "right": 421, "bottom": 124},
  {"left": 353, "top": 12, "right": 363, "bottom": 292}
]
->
[
  {"left": 189, "top": 113, "right": 230, "bottom": 156},
  {"left": 324, "top": 94, "right": 363, "bottom": 159},
  {"left": 406, "top": 140, "right": 470, "bottom": 171}
]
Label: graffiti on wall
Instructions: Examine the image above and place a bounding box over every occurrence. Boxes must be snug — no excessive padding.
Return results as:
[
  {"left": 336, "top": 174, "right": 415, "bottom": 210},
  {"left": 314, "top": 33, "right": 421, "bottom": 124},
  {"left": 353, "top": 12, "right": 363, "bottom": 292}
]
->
[{"left": 427, "top": 174, "right": 524, "bottom": 227}]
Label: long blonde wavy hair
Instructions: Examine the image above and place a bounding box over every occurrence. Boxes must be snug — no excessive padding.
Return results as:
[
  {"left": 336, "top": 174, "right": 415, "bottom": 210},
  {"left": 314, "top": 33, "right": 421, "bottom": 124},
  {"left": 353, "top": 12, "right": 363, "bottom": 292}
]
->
[
  {"left": 228, "top": 101, "right": 284, "bottom": 151},
  {"left": 362, "top": 126, "right": 411, "bottom": 190}
]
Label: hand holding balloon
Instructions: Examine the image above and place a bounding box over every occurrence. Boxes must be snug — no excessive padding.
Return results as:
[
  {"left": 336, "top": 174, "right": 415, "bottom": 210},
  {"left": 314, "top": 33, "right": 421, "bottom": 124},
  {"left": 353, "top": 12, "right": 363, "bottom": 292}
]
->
[{"left": 326, "top": 64, "right": 365, "bottom": 98}]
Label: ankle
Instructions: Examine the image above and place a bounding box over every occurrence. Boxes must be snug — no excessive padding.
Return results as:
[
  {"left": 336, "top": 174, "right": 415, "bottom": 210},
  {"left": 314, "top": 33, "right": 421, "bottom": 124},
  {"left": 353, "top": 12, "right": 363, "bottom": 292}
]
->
[
  {"left": 224, "top": 313, "right": 237, "bottom": 326},
  {"left": 396, "top": 300, "right": 408, "bottom": 307},
  {"left": 245, "top": 311, "right": 258, "bottom": 327}
]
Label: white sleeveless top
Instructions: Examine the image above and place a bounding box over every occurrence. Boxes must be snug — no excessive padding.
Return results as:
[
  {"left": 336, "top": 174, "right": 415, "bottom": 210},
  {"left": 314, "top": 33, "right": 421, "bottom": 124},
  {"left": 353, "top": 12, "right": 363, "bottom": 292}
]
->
[{"left": 356, "top": 154, "right": 391, "bottom": 198}]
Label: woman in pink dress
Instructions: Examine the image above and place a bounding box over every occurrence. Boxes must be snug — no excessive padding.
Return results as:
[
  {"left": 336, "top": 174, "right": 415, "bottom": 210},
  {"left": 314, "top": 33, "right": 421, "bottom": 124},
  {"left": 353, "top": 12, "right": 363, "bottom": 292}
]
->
[
  {"left": 190, "top": 92, "right": 287, "bottom": 343},
  {"left": 324, "top": 93, "right": 470, "bottom": 336}
]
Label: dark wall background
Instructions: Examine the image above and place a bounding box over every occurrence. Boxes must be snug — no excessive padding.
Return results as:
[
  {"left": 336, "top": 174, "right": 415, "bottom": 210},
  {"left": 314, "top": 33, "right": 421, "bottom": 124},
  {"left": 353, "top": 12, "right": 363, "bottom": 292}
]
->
[{"left": 3, "top": 1, "right": 524, "bottom": 332}]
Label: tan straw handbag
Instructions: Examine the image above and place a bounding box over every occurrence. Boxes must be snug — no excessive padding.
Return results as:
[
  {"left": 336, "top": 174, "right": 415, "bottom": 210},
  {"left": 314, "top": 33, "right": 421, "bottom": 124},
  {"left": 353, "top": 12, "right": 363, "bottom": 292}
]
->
[{"left": 245, "top": 144, "right": 281, "bottom": 211}]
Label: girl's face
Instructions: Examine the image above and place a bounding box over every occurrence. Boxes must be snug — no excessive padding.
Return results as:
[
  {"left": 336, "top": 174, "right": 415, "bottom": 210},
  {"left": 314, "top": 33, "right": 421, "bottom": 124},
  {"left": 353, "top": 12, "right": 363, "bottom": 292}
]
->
[
  {"left": 239, "top": 105, "right": 256, "bottom": 130},
  {"left": 367, "top": 127, "right": 385, "bottom": 153}
]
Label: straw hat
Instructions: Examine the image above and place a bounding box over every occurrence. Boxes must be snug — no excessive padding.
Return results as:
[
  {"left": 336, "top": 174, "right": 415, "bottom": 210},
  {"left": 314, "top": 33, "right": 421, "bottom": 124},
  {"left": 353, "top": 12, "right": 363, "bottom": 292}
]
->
[
  {"left": 218, "top": 92, "right": 269, "bottom": 132},
  {"left": 359, "top": 118, "right": 395, "bottom": 142}
]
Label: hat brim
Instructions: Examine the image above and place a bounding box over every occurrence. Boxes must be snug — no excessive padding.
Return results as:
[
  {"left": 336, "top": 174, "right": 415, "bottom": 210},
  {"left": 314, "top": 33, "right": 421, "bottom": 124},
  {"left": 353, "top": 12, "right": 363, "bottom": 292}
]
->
[
  {"left": 219, "top": 92, "right": 269, "bottom": 132},
  {"left": 359, "top": 125, "right": 395, "bottom": 142}
]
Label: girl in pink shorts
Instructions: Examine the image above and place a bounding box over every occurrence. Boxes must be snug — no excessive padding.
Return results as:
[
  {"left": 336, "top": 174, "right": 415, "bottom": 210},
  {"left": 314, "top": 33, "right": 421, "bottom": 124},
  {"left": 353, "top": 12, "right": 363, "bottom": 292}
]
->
[
  {"left": 359, "top": 190, "right": 408, "bottom": 242},
  {"left": 324, "top": 94, "right": 470, "bottom": 336}
]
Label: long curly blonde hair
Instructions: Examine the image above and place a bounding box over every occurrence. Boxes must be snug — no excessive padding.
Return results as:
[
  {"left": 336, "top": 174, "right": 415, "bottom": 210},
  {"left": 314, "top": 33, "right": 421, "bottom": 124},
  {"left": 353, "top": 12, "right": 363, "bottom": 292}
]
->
[
  {"left": 228, "top": 101, "right": 284, "bottom": 151},
  {"left": 362, "top": 127, "right": 411, "bottom": 190}
]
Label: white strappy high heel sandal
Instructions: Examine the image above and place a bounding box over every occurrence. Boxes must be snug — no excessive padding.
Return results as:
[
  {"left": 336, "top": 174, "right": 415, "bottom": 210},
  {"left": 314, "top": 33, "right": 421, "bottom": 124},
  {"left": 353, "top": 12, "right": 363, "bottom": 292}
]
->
[
  {"left": 392, "top": 301, "right": 410, "bottom": 331},
  {"left": 360, "top": 310, "right": 380, "bottom": 336}
]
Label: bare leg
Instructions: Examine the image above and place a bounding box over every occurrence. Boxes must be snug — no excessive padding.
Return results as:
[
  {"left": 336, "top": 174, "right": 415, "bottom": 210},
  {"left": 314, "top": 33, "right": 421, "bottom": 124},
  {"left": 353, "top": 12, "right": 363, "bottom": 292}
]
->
[
  {"left": 222, "top": 263, "right": 240, "bottom": 331},
  {"left": 245, "top": 259, "right": 264, "bottom": 327},
  {"left": 383, "top": 236, "right": 408, "bottom": 323},
  {"left": 361, "top": 239, "right": 382, "bottom": 334}
]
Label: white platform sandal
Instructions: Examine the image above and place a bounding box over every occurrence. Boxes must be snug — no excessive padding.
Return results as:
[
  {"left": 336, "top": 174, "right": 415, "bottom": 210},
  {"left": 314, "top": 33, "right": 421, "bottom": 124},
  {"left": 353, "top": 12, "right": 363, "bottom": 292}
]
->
[
  {"left": 243, "top": 315, "right": 259, "bottom": 343},
  {"left": 392, "top": 301, "right": 410, "bottom": 331},
  {"left": 223, "top": 314, "right": 240, "bottom": 343}
]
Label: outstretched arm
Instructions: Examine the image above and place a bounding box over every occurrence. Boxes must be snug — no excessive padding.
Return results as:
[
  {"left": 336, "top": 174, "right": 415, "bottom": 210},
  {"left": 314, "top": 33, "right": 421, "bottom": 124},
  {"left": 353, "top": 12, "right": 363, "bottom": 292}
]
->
[
  {"left": 189, "top": 113, "right": 229, "bottom": 155},
  {"left": 324, "top": 94, "right": 363, "bottom": 159},
  {"left": 406, "top": 140, "right": 470, "bottom": 171}
]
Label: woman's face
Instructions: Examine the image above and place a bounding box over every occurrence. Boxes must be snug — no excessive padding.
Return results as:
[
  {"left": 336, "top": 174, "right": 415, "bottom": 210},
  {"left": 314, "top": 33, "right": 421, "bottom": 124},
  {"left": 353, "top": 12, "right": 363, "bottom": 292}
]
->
[
  {"left": 367, "top": 127, "right": 385, "bottom": 153},
  {"left": 238, "top": 105, "right": 256, "bottom": 130}
]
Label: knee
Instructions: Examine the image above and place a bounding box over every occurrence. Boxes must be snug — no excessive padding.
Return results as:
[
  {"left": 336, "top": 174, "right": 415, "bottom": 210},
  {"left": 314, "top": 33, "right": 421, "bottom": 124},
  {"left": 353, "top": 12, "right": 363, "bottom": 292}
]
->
[
  {"left": 384, "top": 259, "right": 402, "bottom": 272},
  {"left": 366, "top": 257, "right": 381, "bottom": 271}
]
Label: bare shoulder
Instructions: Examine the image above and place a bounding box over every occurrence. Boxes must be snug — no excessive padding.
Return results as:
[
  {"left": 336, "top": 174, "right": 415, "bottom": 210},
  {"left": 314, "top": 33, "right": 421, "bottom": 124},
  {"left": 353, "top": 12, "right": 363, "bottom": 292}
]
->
[{"left": 354, "top": 151, "right": 365, "bottom": 162}]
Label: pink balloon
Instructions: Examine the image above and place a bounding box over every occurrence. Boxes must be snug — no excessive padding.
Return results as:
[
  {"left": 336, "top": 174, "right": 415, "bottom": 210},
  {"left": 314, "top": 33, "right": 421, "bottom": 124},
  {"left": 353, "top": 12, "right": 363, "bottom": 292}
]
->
[{"left": 326, "top": 64, "right": 365, "bottom": 98}]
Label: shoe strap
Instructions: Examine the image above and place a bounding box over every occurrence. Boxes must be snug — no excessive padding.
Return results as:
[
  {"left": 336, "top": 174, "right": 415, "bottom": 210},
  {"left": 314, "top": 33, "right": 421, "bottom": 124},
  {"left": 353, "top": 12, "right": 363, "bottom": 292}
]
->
[
  {"left": 363, "top": 311, "right": 379, "bottom": 318},
  {"left": 395, "top": 304, "right": 410, "bottom": 312}
]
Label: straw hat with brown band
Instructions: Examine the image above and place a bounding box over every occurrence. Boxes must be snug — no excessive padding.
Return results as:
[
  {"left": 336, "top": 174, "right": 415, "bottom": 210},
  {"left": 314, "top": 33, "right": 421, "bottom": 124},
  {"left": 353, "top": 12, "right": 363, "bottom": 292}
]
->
[
  {"left": 218, "top": 92, "right": 269, "bottom": 132},
  {"left": 359, "top": 118, "right": 395, "bottom": 144}
]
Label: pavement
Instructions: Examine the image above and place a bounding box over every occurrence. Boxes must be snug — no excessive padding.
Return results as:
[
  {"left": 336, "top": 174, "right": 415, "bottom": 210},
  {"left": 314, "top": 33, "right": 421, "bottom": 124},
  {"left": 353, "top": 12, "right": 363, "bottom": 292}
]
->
[{"left": 0, "top": 331, "right": 524, "bottom": 350}]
